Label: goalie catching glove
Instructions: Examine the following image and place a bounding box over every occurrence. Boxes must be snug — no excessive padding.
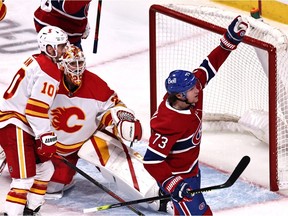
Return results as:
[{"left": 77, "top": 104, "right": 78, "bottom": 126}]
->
[
  {"left": 220, "top": 15, "right": 248, "bottom": 51},
  {"left": 36, "top": 131, "right": 57, "bottom": 161},
  {"left": 111, "top": 107, "right": 142, "bottom": 142}
]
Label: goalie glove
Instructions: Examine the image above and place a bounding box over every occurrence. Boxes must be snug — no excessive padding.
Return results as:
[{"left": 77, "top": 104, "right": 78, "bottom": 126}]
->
[
  {"left": 36, "top": 131, "right": 57, "bottom": 161},
  {"left": 220, "top": 15, "right": 248, "bottom": 51},
  {"left": 111, "top": 107, "right": 142, "bottom": 142}
]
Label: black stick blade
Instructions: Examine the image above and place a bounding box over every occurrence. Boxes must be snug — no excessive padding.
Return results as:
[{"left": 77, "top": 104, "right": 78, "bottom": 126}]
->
[{"left": 226, "top": 156, "right": 250, "bottom": 186}]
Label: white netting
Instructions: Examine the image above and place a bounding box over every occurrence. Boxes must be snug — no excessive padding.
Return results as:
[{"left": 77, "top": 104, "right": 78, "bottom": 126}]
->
[{"left": 151, "top": 4, "right": 288, "bottom": 189}]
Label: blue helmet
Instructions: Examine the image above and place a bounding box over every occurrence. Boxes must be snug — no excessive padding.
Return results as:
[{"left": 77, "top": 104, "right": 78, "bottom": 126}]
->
[{"left": 165, "top": 70, "right": 197, "bottom": 94}]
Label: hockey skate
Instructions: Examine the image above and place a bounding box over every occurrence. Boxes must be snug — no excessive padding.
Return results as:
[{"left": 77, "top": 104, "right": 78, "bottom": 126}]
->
[
  {"left": 23, "top": 205, "right": 41, "bottom": 216},
  {"left": 45, "top": 179, "right": 75, "bottom": 200},
  {"left": 157, "top": 189, "right": 174, "bottom": 214}
]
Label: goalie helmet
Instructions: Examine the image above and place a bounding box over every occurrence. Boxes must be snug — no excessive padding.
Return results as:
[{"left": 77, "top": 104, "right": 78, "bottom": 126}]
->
[
  {"left": 165, "top": 70, "right": 197, "bottom": 94},
  {"left": 61, "top": 44, "right": 86, "bottom": 86},
  {"left": 37, "top": 26, "right": 68, "bottom": 58}
]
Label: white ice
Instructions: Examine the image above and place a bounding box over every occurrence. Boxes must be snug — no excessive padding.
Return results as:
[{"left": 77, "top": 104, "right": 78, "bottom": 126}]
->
[{"left": 1, "top": 0, "right": 288, "bottom": 215}]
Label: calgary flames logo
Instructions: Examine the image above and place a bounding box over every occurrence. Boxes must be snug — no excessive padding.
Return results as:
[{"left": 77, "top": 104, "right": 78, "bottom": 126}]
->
[{"left": 51, "top": 107, "right": 85, "bottom": 133}]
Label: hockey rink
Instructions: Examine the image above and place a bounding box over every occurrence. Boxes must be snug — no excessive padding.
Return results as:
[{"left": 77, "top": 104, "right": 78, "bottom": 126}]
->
[{"left": 1, "top": 0, "right": 288, "bottom": 215}]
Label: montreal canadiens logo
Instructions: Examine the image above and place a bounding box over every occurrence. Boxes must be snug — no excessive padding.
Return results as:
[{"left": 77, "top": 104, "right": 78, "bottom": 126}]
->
[
  {"left": 192, "top": 123, "right": 202, "bottom": 145},
  {"left": 199, "top": 202, "right": 206, "bottom": 210}
]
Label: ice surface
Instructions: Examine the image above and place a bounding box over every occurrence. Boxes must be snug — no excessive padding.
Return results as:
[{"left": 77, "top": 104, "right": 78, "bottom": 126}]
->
[{"left": 1, "top": 0, "right": 288, "bottom": 215}]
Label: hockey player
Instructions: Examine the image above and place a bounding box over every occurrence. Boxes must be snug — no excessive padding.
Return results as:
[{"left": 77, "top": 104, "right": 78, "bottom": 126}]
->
[
  {"left": 45, "top": 44, "right": 166, "bottom": 212},
  {"left": 143, "top": 15, "right": 248, "bottom": 215},
  {"left": 0, "top": 26, "right": 68, "bottom": 215},
  {"left": 34, "top": 0, "right": 91, "bottom": 50}
]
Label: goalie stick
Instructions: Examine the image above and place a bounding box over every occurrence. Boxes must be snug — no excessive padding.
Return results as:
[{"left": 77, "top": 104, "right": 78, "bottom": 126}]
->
[
  {"left": 93, "top": 0, "right": 102, "bottom": 53},
  {"left": 54, "top": 154, "right": 144, "bottom": 216},
  {"left": 0, "top": 158, "right": 6, "bottom": 176},
  {"left": 83, "top": 155, "right": 250, "bottom": 213}
]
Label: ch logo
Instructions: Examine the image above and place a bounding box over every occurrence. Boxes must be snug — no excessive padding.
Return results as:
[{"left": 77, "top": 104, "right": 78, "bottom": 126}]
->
[
  {"left": 192, "top": 123, "right": 202, "bottom": 146},
  {"left": 51, "top": 107, "right": 85, "bottom": 133}
]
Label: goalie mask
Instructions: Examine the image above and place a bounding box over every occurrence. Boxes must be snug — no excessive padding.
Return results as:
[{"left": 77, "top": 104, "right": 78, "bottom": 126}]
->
[{"left": 61, "top": 44, "right": 86, "bottom": 86}]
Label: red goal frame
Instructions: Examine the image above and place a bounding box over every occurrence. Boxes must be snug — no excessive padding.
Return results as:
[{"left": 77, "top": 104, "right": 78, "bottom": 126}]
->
[{"left": 149, "top": 4, "right": 278, "bottom": 191}]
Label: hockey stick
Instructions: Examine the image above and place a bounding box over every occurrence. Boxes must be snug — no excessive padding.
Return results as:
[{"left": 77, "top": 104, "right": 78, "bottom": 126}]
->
[
  {"left": 83, "top": 155, "right": 250, "bottom": 213},
  {"left": 93, "top": 0, "right": 102, "bottom": 53},
  {"left": 0, "top": 158, "right": 6, "bottom": 176},
  {"left": 54, "top": 154, "right": 144, "bottom": 216}
]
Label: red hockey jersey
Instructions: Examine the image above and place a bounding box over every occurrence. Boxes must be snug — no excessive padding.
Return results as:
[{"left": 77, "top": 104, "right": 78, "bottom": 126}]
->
[
  {"left": 0, "top": 54, "right": 61, "bottom": 138},
  {"left": 143, "top": 46, "right": 231, "bottom": 184},
  {"left": 49, "top": 70, "right": 123, "bottom": 156},
  {"left": 34, "top": 0, "right": 91, "bottom": 44}
]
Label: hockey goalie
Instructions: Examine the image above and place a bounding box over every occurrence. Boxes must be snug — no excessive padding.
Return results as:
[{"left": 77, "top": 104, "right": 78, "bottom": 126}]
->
[{"left": 44, "top": 44, "right": 168, "bottom": 213}]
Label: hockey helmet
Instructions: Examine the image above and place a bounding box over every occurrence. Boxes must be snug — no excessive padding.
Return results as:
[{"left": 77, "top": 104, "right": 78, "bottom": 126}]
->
[
  {"left": 61, "top": 44, "right": 86, "bottom": 86},
  {"left": 37, "top": 26, "right": 68, "bottom": 58},
  {"left": 165, "top": 70, "right": 197, "bottom": 95}
]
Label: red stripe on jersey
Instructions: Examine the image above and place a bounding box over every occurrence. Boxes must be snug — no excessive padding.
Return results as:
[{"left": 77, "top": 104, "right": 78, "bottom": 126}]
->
[
  {"left": 56, "top": 141, "right": 84, "bottom": 155},
  {"left": 29, "top": 180, "right": 49, "bottom": 195},
  {"left": 0, "top": 110, "right": 29, "bottom": 125},
  {"left": 6, "top": 188, "right": 28, "bottom": 205},
  {"left": 26, "top": 98, "right": 49, "bottom": 118}
]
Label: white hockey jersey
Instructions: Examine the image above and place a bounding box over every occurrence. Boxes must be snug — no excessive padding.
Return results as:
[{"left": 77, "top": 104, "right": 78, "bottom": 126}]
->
[
  {"left": 0, "top": 54, "right": 61, "bottom": 138},
  {"left": 50, "top": 70, "right": 123, "bottom": 156}
]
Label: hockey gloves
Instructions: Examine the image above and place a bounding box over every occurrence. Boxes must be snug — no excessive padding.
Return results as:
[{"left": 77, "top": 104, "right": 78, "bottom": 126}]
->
[
  {"left": 111, "top": 106, "right": 142, "bottom": 142},
  {"left": 220, "top": 15, "right": 248, "bottom": 51},
  {"left": 36, "top": 132, "right": 57, "bottom": 161},
  {"left": 162, "top": 176, "right": 193, "bottom": 203}
]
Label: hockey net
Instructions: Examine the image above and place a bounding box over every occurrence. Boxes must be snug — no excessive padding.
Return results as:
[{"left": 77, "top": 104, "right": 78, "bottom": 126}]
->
[{"left": 149, "top": 4, "right": 288, "bottom": 191}]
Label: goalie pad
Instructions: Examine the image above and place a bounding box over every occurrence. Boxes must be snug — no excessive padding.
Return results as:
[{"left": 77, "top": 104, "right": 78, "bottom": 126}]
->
[
  {"left": 110, "top": 106, "right": 142, "bottom": 142},
  {"left": 78, "top": 131, "right": 161, "bottom": 212}
]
